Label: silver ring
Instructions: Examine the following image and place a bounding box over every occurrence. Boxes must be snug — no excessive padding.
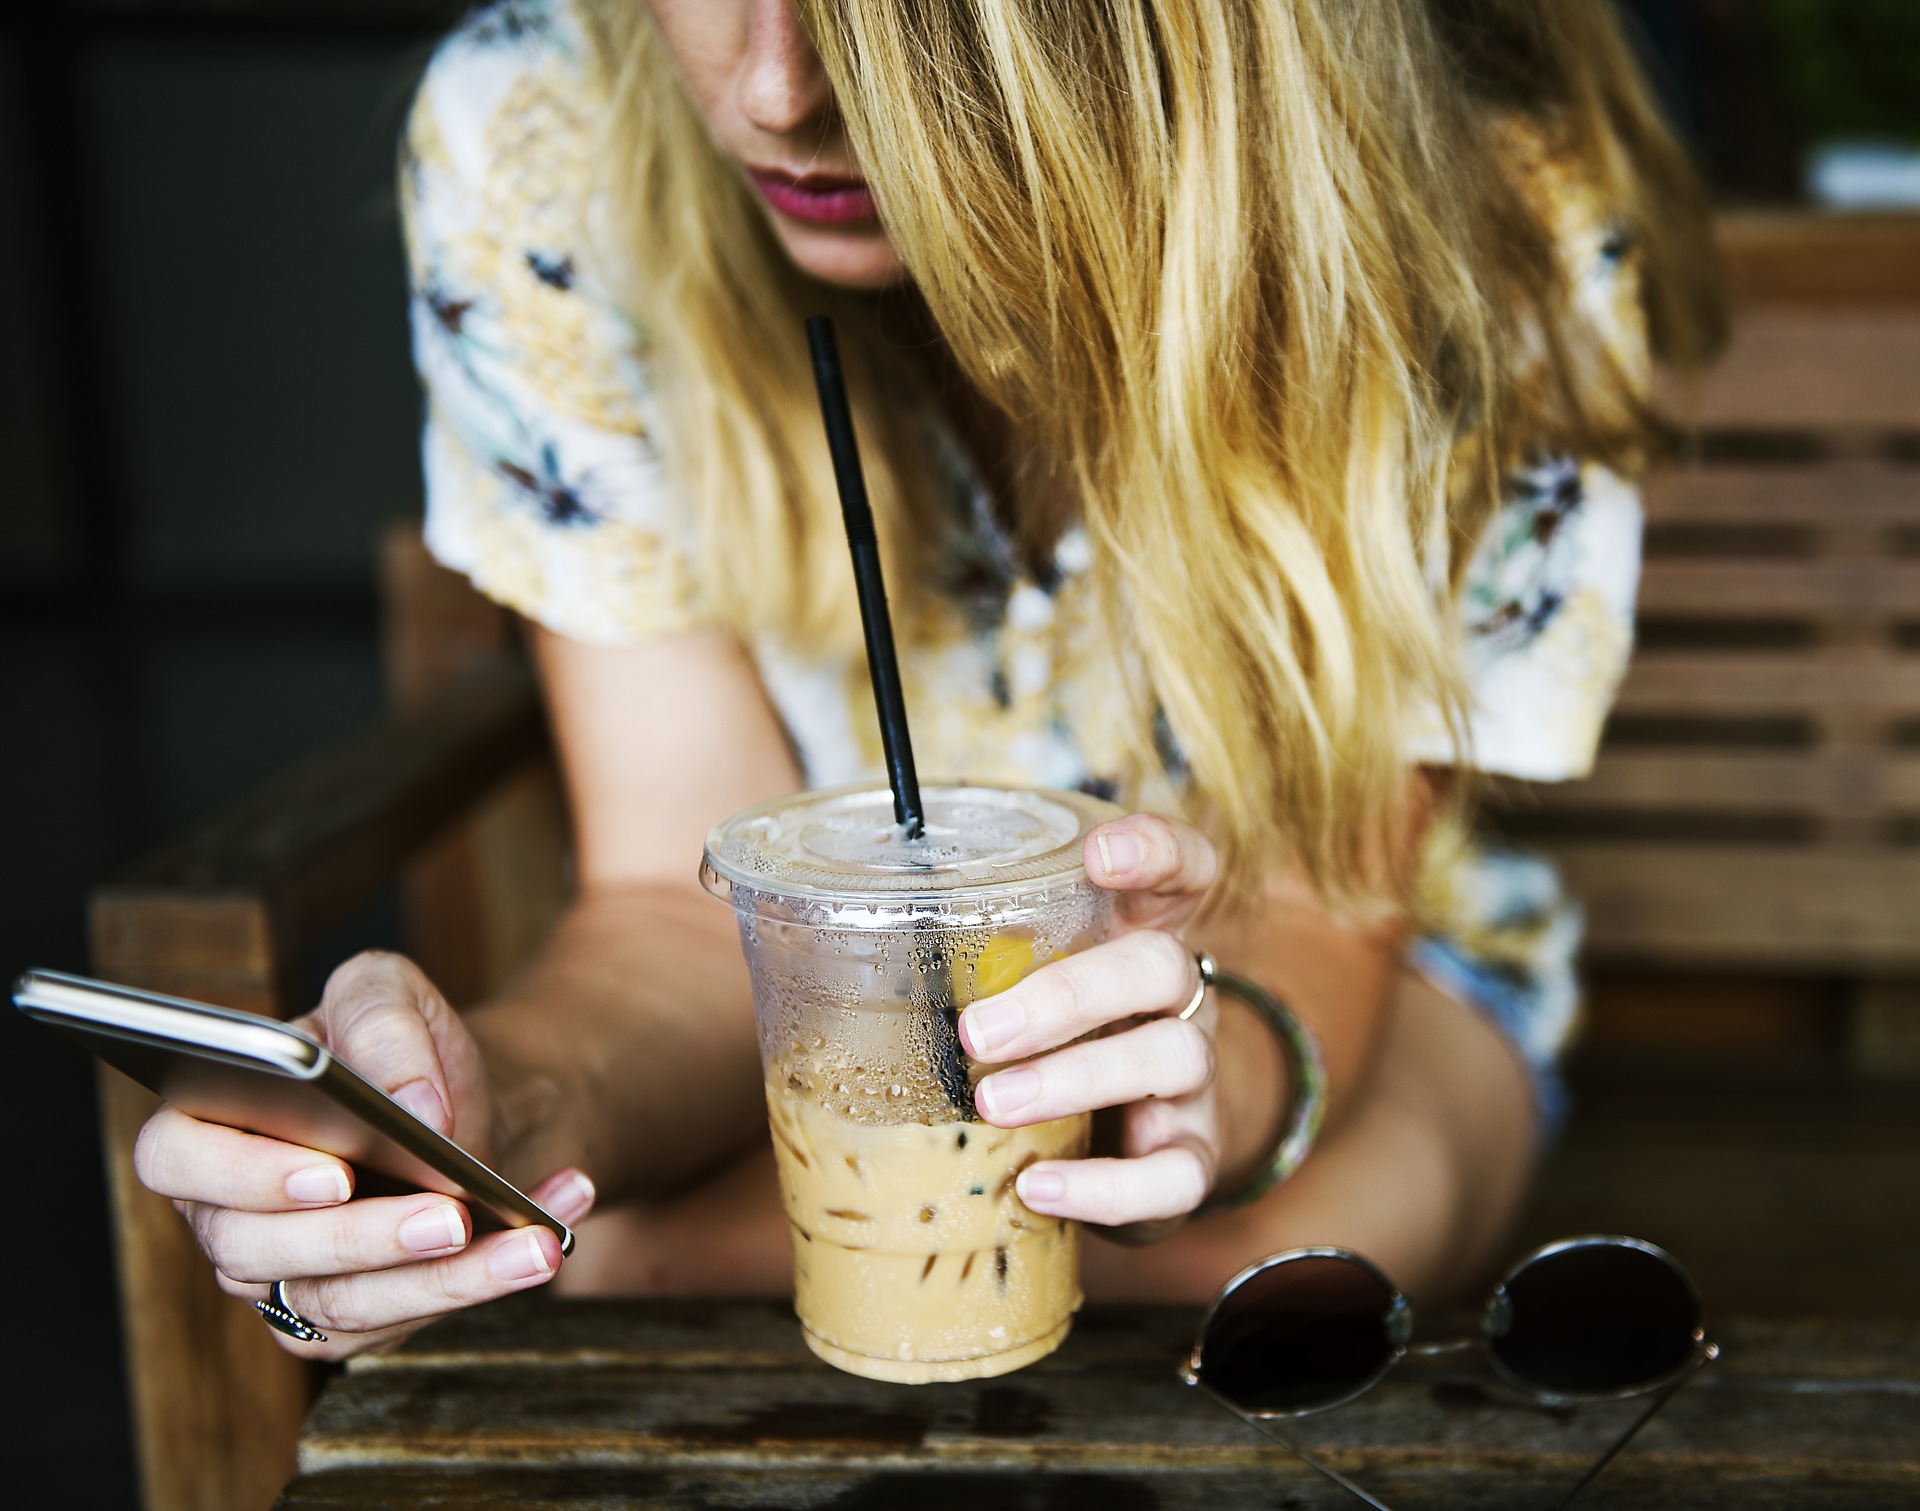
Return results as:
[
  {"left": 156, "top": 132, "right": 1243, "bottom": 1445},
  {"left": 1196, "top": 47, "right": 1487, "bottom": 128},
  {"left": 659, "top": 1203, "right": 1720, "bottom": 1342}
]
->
[
  {"left": 1177, "top": 951, "right": 1216, "bottom": 1022},
  {"left": 256, "top": 1280, "right": 328, "bottom": 1344}
]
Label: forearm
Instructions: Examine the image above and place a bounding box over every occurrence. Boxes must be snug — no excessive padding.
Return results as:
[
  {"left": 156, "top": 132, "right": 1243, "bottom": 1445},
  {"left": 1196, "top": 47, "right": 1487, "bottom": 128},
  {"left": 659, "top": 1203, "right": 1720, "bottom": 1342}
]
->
[
  {"left": 466, "top": 881, "right": 766, "bottom": 1202},
  {"left": 1085, "top": 967, "right": 1537, "bottom": 1306}
]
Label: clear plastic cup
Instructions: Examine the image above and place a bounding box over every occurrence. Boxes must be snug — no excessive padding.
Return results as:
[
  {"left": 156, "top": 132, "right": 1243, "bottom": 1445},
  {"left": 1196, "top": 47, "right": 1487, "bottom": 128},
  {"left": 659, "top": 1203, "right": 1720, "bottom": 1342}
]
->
[{"left": 701, "top": 782, "right": 1119, "bottom": 1382}]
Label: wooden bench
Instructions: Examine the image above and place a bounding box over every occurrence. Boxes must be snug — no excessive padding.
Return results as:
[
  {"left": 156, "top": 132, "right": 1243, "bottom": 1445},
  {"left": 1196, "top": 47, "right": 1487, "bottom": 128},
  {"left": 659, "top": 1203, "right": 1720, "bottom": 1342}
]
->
[
  {"left": 85, "top": 214, "right": 1920, "bottom": 1511},
  {"left": 1499, "top": 213, "right": 1920, "bottom": 1062}
]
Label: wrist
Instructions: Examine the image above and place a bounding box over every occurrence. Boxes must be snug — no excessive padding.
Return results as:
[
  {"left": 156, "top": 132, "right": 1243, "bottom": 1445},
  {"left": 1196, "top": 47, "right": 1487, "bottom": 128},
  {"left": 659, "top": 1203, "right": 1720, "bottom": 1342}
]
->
[
  {"left": 1199, "top": 971, "right": 1327, "bottom": 1214},
  {"left": 1212, "top": 984, "right": 1294, "bottom": 1194},
  {"left": 466, "top": 1004, "right": 577, "bottom": 1184}
]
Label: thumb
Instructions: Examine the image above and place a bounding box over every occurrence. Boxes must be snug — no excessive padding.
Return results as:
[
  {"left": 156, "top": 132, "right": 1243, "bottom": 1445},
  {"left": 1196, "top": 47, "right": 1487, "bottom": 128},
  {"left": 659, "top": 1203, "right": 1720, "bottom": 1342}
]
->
[
  {"left": 1084, "top": 813, "right": 1219, "bottom": 933},
  {"left": 309, "top": 952, "right": 458, "bottom": 1134}
]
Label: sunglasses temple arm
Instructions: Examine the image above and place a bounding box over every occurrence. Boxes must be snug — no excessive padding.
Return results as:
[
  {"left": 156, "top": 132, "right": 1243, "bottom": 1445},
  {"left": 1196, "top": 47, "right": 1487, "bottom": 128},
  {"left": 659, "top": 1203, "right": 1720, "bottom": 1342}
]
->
[
  {"left": 1549, "top": 1343, "right": 1719, "bottom": 1511},
  {"left": 1219, "top": 1401, "right": 1399, "bottom": 1511}
]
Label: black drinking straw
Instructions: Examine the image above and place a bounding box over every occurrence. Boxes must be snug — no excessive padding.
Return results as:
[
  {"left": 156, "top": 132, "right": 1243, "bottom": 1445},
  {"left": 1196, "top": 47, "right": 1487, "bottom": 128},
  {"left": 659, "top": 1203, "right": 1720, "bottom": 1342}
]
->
[
  {"left": 806, "top": 315, "right": 927, "bottom": 839},
  {"left": 807, "top": 318, "right": 972, "bottom": 1113}
]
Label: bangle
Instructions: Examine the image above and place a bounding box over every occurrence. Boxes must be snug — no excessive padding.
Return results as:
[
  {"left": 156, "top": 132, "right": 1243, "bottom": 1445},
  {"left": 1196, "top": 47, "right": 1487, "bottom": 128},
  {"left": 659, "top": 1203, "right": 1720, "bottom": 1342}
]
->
[{"left": 1196, "top": 970, "right": 1327, "bottom": 1215}]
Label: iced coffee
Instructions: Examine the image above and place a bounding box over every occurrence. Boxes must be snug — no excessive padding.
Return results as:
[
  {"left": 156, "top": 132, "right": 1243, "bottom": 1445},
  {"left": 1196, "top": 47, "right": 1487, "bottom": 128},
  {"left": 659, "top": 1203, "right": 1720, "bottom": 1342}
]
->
[{"left": 703, "top": 784, "right": 1118, "bottom": 1381}]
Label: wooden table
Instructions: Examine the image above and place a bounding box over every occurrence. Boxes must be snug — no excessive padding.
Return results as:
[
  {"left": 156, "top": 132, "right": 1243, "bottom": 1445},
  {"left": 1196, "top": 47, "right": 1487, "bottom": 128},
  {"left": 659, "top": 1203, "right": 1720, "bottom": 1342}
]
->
[{"left": 276, "top": 1297, "right": 1918, "bottom": 1508}]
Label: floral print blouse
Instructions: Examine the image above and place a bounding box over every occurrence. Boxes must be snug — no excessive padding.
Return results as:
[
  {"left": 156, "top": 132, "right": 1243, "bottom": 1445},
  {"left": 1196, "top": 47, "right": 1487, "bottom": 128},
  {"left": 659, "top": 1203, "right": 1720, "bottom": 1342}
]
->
[{"left": 401, "top": 0, "right": 1651, "bottom": 1133}]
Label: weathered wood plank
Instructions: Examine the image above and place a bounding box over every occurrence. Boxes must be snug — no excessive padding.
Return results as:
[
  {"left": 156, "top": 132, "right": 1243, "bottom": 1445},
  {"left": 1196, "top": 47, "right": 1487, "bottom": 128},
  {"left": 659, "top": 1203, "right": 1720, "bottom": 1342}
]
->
[
  {"left": 1645, "top": 464, "right": 1920, "bottom": 527},
  {"left": 349, "top": 1305, "right": 1920, "bottom": 1404},
  {"left": 281, "top": 1301, "right": 1919, "bottom": 1508},
  {"left": 274, "top": 1462, "right": 1920, "bottom": 1510},
  {"left": 295, "top": 1361, "right": 1915, "bottom": 1481},
  {"left": 1548, "top": 846, "right": 1920, "bottom": 968},
  {"left": 349, "top": 1299, "right": 1920, "bottom": 1381},
  {"left": 1612, "top": 652, "right": 1920, "bottom": 716},
  {"left": 1718, "top": 212, "right": 1920, "bottom": 307},
  {"left": 1507, "top": 753, "right": 1920, "bottom": 815},
  {"left": 1668, "top": 311, "right": 1920, "bottom": 432},
  {"left": 347, "top": 1300, "right": 1205, "bottom": 1380},
  {"left": 89, "top": 891, "right": 277, "bottom": 995},
  {"left": 1637, "top": 560, "right": 1920, "bottom": 618}
]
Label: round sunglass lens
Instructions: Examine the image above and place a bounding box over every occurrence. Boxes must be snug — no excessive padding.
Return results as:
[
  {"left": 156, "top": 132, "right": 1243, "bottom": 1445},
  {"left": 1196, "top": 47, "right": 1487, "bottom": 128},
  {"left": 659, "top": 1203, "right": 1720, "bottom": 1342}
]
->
[
  {"left": 1196, "top": 1254, "right": 1401, "bottom": 1413},
  {"left": 1488, "top": 1240, "right": 1700, "bottom": 1395}
]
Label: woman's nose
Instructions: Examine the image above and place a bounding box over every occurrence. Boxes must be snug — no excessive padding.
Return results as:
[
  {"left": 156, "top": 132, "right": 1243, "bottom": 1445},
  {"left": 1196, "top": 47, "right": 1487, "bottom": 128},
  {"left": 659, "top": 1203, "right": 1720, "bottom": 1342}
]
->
[{"left": 738, "top": 0, "right": 834, "bottom": 137}]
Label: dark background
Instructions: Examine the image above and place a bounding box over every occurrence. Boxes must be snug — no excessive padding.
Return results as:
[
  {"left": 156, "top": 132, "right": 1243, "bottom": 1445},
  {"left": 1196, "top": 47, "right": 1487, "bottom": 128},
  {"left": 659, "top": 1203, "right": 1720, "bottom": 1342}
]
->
[
  {"left": 0, "top": 2, "right": 1906, "bottom": 1505},
  {"left": 1, "top": 4, "right": 456, "bottom": 1502}
]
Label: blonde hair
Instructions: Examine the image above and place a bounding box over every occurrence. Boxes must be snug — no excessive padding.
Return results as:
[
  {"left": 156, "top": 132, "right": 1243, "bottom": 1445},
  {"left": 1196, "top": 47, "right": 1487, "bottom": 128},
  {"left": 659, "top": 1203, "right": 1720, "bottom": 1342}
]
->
[{"left": 581, "top": 0, "right": 1722, "bottom": 898}]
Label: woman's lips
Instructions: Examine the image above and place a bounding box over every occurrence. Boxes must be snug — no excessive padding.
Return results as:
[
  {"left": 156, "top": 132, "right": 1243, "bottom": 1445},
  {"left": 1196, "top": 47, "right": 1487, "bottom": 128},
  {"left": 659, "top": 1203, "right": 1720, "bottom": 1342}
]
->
[{"left": 747, "top": 168, "right": 878, "bottom": 227}]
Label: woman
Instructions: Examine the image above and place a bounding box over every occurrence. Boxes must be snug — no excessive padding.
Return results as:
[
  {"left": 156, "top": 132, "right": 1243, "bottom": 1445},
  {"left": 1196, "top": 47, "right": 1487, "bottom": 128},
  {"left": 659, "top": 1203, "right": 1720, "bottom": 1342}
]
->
[{"left": 134, "top": 0, "right": 1722, "bottom": 1357}]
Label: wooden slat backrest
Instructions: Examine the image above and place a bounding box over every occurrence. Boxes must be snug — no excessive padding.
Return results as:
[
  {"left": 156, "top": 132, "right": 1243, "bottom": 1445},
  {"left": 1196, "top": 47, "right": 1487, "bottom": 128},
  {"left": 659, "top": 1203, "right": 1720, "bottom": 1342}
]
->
[{"left": 1505, "top": 215, "right": 1920, "bottom": 979}]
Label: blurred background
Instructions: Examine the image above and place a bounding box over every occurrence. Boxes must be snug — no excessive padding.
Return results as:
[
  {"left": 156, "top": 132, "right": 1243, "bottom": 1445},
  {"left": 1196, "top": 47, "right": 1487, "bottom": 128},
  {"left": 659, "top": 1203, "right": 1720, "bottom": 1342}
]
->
[{"left": 1, "top": 2, "right": 1916, "bottom": 1506}]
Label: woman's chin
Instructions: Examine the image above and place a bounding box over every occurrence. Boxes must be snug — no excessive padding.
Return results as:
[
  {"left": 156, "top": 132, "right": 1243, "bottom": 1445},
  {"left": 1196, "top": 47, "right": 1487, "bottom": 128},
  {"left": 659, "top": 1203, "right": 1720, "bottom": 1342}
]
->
[{"left": 772, "top": 219, "right": 910, "bottom": 291}]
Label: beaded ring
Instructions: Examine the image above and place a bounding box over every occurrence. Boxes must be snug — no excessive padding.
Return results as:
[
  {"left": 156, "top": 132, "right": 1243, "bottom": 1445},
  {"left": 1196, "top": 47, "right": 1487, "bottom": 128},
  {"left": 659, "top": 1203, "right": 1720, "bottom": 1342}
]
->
[{"left": 257, "top": 1280, "right": 328, "bottom": 1344}]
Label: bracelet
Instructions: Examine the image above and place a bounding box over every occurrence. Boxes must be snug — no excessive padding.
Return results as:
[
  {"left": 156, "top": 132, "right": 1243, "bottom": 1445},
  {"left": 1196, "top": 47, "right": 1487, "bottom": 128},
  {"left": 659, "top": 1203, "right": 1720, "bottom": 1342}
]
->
[{"left": 1195, "top": 969, "right": 1327, "bottom": 1215}]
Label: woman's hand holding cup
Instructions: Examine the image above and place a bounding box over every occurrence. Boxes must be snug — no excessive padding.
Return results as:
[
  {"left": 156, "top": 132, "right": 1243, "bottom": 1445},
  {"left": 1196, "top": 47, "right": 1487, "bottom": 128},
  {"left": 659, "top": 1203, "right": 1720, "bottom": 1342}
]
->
[
  {"left": 131, "top": 951, "right": 595, "bottom": 1358},
  {"left": 959, "top": 813, "right": 1225, "bottom": 1235}
]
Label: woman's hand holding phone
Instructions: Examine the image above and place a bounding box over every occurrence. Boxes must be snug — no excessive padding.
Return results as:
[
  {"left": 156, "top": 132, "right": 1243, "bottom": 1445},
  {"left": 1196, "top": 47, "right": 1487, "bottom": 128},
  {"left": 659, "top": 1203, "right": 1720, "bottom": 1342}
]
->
[{"left": 131, "top": 952, "right": 595, "bottom": 1358}]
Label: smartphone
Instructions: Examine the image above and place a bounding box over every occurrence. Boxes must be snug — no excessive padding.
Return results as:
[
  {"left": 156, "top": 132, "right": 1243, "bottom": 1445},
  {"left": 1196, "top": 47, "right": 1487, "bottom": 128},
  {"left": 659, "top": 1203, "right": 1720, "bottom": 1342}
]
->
[{"left": 13, "top": 968, "right": 573, "bottom": 1255}]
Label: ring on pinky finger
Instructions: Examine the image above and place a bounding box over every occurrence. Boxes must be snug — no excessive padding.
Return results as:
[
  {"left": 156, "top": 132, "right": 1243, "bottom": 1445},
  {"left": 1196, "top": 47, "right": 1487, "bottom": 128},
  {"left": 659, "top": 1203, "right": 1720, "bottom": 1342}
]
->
[
  {"left": 218, "top": 1273, "right": 408, "bottom": 1357},
  {"left": 260, "top": 1228, "right": 562, "bottom": 1338},
  {"left": 257, "top": 1280, "right": 328, "bottom": 1342}
]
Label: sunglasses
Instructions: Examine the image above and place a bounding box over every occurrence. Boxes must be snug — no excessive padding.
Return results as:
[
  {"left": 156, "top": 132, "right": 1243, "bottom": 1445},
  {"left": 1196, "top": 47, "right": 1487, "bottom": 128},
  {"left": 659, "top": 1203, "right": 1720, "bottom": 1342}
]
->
[{"left": 1182, "top": 1235, "right": 1718, "bottom": 1511}]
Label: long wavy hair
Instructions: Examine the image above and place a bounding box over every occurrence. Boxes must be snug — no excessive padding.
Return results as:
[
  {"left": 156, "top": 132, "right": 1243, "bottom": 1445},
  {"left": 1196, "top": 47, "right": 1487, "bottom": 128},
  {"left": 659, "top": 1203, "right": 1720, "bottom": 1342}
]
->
[{"left": 580, "top": 0, "right": 1723, "bottom": 898}]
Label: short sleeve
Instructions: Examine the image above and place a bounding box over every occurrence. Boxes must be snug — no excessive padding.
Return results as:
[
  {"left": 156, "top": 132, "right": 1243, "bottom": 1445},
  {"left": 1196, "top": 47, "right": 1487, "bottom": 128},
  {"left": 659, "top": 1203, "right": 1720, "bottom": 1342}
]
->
[
  {"left": 1406, "top": 455, "right": 1642, "bottom": 781},
  {"left": 400, "top": 2, "right": 710, "bottom": 646},
  {"left": 1406, "top": 118, "right": 1650, "bottom": 783}
]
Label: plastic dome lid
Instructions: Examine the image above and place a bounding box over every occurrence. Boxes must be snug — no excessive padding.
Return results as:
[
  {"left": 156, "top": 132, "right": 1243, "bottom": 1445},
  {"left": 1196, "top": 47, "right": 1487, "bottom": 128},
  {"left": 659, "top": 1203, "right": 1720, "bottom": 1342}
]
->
[{"left": 701, "top": 782, "right": 1119, "bottom": 907}]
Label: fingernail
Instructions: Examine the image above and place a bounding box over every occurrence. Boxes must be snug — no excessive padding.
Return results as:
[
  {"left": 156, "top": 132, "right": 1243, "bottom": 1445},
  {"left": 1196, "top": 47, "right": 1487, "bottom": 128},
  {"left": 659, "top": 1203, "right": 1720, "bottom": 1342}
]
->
[
  {"left": 550, "top": 1171, "right": 596, "bottom": 1223},
  {"left": 391, "top": 1079, "right": 449, "bottom": 1133},
  {"left": 978, "top": 1066, "right": 1040, "bottom": 1119},
  {"left": 285, "top": 1164, "right": 351, "bottom": 1205},
  {"left": 490, "top": 1229, "right": 554, "bottom": 1283},
  {"left": 1017, "top": 1168, "right": 1067, "bottom": 1207},
  {"left": 962, "top": 997, "right": 1023, "bottom": 1056},
  {"left": 398, "top": 1203, "right": 468, "bottom": 1255},
  {"left": 1098, "top": 830, "right": 1142, "bottom": 877}
]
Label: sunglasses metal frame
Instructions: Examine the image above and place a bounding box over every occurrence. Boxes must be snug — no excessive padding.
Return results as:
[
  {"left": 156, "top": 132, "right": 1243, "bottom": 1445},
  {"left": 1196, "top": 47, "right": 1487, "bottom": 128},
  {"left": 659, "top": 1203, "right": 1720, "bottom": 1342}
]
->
[{"left": 1181, "top": 1234, "right": 1719, "bottom": 1511}]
